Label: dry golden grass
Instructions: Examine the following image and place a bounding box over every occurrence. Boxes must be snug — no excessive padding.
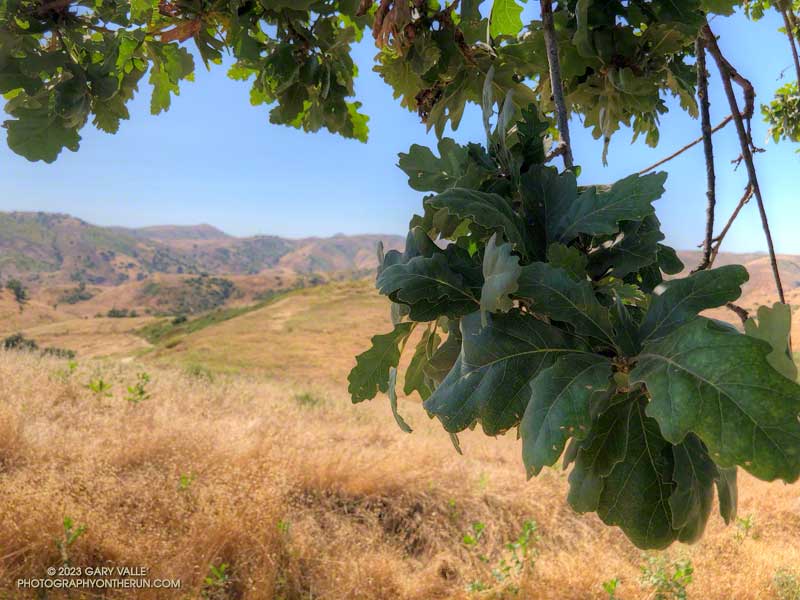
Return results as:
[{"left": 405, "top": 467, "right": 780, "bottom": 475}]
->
[
  {"left": 15, "top": 316, "right": 156, "bottom": 358},
  {"left": 0, "top": 289, "right": 65, "bottom": 336},
  {"left": 148, "top": 279, "right": 390, "bottom": 381},
  {"left": 1, "top": 345, "right": 800, "bottom": 600}
]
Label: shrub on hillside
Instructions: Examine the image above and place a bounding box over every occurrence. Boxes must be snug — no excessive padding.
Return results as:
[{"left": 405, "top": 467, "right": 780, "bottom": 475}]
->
[
  {"left": 3, "top": 333, "right": 77, "bottom": 359},
  {"left": 107, "top": 308, "right": 138, "bottom": 318},
  {"left": 59, "top": 282, "right": 93, "bottom": 305},
  {"left": 3, "top": 333, "right": 38, "bottom": 352},
  {"left": 5, "top": 279, "right": 28, "bottom": 305},
  {"left": 42, "top": 347, "right": 77, "bottom": 360}
]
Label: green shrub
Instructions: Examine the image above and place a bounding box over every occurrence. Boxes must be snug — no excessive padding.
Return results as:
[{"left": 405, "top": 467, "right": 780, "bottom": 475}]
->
[
  {"left": 85, "top": 377, "right": 112, "bottom": 398},
  {"left": 640, "top": 556, "right": 693, "bottom": 600},
  {"left": 5, "top": 278, "right": 28, "bottom": 305},
  {"left": 42, "top": 347, "right": 77, "bottom": 359},
  {"left": 125, "top": 372, "right": 151, "bottom": 404},
  {"left": 59, "top": 282, "right": 93, "bottom": 304},
  {"left": 774, "top": 569, "right": 800, "bottom": 600},
  {"left": 185, "top": 364, "right": 214, "bottom": 381},
  {"left": 106, "top": 307, "right": 137, "bottom": 318},
  {"left": 294, "top": 392, "right": 321, "bottom": 407},
  {"left": 3, "top": 332, "right": 38, "bottom": 351}
]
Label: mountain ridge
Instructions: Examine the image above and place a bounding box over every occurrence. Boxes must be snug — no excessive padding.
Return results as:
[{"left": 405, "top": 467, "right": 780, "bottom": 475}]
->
[{"left": 0, "top": 211, "right": 404, "bottom": 286}]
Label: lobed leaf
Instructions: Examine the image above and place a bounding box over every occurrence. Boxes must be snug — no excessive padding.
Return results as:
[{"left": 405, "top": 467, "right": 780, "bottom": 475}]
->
[
  {"left": 424, "top": 311, "right": 583, "bottom": 435},
  {"left": 348, "top": 322, "right": 414, "bottom": 402},
  {"left": 596, "top": 400, "right": 677, "bottom": 549},
  {"left": 568, "top": 398, "right": 634, "bottom": 514},
  {"left": 744, "top": 302, "right": 797, "bottom": 381},
  {"left": 425, "top": 188, "right": 531, "bottom": 255},
  {"left": 632, "top": 317, "right": 800, "bottom": 482},
  {"left": 521, "top": 353, "right": 613, "bottom": 476},
  {"left": 377, "top": 253, "right": 479, "bottom": 321},
  {"left": 669, "top": 434, "right": 717, "bottom": 543},
  {"left": 516, "top": 262, "right": 617, "bottom": 349},
  {"left": 639, "top": 265, "right": 749, "bottom": 343}
]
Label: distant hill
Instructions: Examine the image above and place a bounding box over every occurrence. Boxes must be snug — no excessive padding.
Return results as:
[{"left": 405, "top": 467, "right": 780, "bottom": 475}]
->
[
  {"left": 117, "top": 223, "right": 232, "bottom": 242},
  {"left": 0, "top": 211, "right": 403, "bottom": 287},
  {"left": 3, "top": 210, "right": 799, "bottom": 323}
]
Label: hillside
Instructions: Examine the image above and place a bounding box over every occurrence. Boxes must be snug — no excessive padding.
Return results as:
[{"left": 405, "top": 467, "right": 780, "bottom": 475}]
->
[
  {"left": 2, "top": 288, "right": 799, "bottom": 599},
  {"left": 0, "top": 211, "right": 403, "bottom": 286}
]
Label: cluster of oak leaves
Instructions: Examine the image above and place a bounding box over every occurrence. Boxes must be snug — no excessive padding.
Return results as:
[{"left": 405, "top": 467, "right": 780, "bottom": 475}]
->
[{"left": 348, "top": 107, "right": 800, "bottom": 550}]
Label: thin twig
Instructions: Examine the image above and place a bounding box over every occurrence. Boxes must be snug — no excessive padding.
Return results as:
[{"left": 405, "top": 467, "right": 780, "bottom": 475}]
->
[
  {"left": 780, "top": 7, "right": 800, "bottom": 84},
  {"left": 726, "top": 302, "right": 750, "bottom": 324},
  {"left": 636, "top": 115, "right": 732, "bottom": 175},
  {"left": 545, "top": 143, "right": 567, "bottom": 162},
  {"left": 693, "top": 37, "right": 717, "bottom": 273},
  {"left": 703, "top": 23, "right": 787, "bottom": 306},
  {"left": 708, "top": 185, "right": 753, "bottom": 266},
  {"left": 540, "top": 0, "right": 573, "bottom": 169}
]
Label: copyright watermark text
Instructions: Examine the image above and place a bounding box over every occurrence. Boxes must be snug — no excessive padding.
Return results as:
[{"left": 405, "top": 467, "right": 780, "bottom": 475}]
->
[{"left": 18, "top": 566, "right": 181, "bottom": 590}]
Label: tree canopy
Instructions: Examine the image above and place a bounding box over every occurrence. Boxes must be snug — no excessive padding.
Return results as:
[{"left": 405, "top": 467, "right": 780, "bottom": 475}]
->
[{"left": 2, "top": 0, "right": 798, "bottom": 162}]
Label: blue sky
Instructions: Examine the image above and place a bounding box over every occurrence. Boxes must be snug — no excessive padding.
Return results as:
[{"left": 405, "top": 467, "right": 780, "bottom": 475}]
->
[{"left": 1, "top": 10, "right": 798, "bottom": 253}]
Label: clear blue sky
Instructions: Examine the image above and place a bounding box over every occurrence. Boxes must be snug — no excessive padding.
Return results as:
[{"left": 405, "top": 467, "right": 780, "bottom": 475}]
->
[{"left": 1, "top": 10, "right": 798, "bottom": 252}]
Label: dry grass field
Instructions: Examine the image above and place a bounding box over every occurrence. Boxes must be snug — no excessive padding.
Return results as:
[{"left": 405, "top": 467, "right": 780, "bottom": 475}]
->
[{"left": 1, "top": 280, "right": 800, "bottom": 599}]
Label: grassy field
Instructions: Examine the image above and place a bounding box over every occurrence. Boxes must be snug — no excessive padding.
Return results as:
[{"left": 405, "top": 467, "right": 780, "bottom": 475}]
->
[{"left": 1, "top": 281, "right": 800, "bottom": 599}]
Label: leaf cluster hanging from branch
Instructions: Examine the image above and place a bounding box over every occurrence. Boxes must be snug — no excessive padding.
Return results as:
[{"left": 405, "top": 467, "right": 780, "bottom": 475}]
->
[{"left": 348, "top": 103, "right": 800, "bottom": 550}]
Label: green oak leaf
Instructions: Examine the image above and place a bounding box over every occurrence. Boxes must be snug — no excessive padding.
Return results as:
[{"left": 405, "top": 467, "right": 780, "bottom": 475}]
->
[
  {"left": 573, "top": 0, "right": 596, "bottom": 57},
  {"left": 4, "top": 107, "right": 81, "bottom": 163},
  {"left": 398, "top": 138, "right": 489, "bottom": 193},
  {"left": 597, "top": 400, "right": 678, "bottom": 550},
  {"left": 520, "top": 165, "right": 578, "bottom": 250},
  {"left": 546, "top": 243, "right": 588, "bottom": 281},
  {"left": 388, "top": 367, "right": 413, "bottom": 433},
  {"left": 516, "top": 262, "right": 617, "bottom": 349},
  {"left": 380, "top": 226, "right": 442, "bottom": 274},
  {"left": 715, "top": 466, "right": 738, "bottom": 525},
  {"left": 490, "top": 0, "right": 526, "bottom": 38},
  {"left": 514, "top": 104, "right": 549, "bottom": 168},
  {"left": 424, "top": 311, "right": 582, "bottom": 435},
  {"left": 130, "top": 0, "right": 155, "bottom": 23},
  {"left": 587, "top": 216, "right": 664, "bottom": 279},
  {"left": 146, "top": 42, "right": 195, "bottom": 115},
  {"left": 744, "top": 302, "right": 797, "bottom": 381},
  {"left": 425, "top": 188, "right": 531, "bottom": 254},
  {"left": 568, "top": 398, "right": 634, "bottom": 513},
  {"left": 639, "top": 265, "right": 748, "bottom": 342},
  {"left": 611, "top": 294, "right": 642, "bottom": 356},
  {"left": 670, "top": 434, "right": 717, "bottom": 543},
  {"left": 701, "top": 0, "right": 739, "bottom": 15},
  {"left": 558, "top": 173, "right": 666, "bottom": 243},
  {"left": 377, "top": 253, "right": 479, "bottom": 321},
  {"left": 348, "top": 322, "right": 414, "bottom": 402},
  {"left": 480, "top": 233, "right": 521, "bottom": 326},
  {"left": 631, "top": 317, "right": 800, "bottom": 482},
  {"left": 657, "top": 243, "right": 684, "bottom": 275},
  {"left": 423, "top": 319, "right": 462, "bottom": 389},
  {"left": 404, "top": 327, "right": 440, "bottom": 400},
  {"left": 521, "top": 353, "right": 613, "bottom": 476}
]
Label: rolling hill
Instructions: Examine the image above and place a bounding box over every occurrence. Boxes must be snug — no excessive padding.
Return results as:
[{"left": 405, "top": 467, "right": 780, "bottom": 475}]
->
[{"left": 0, "top": 211, "right": 403, "bottom": 286}]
